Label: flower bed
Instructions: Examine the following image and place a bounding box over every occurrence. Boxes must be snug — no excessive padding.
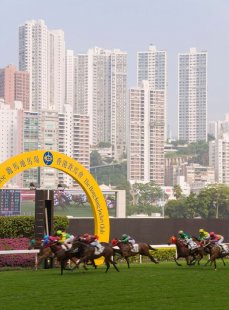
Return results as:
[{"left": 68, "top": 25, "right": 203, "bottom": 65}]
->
[{"left": 0, "top": 238, "right": 34, "bottom": 267}]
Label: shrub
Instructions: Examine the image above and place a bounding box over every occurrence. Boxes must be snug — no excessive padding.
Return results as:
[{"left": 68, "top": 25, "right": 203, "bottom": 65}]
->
[
  {"left": 114, "top": 247, "right": 177, "bottom": 264},
  {"left": 0, "top": 216, "right": 69, "bottom": 238}
]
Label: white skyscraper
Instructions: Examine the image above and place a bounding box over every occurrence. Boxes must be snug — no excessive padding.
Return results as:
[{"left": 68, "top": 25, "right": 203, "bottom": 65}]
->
[
  {"left": 65, "top": 50, "right": 75, "bottom": 107},
  {"left": 178, "top": 48, "right": 208, "bottom": 143},
  {"left": 75, "top": 47, "right": 127, "bottom": 160},
  {"left": 19, "top": 19, "right": 65, "bottom": 112},
  {"left": 58, "top": 104, "right": 90, "bottom": 188},
  {"left": 0, "top": 99, "right": 24, "bottom": 187},
  {"left": 48, "top": 30, "right": 65, "bottom": 112},
  {"left": 209, "top": 133, "right": 229, "bottom": 185},
  {"left": 128, "top": 81, "right": 165, "bottom": 185},
  {"left": 137, "top": 45, "right": 167, "bottom": 139}
]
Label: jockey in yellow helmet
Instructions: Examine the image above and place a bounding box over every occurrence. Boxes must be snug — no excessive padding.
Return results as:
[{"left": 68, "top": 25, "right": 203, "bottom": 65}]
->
[{"left": 198, "top": 229, "right": 210, "bottom": 241}]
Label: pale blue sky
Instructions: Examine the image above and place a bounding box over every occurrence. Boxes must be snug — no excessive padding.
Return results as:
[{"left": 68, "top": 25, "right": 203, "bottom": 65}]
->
[{"left": 1, "top": 0, "right": 229, "bottom": 136}]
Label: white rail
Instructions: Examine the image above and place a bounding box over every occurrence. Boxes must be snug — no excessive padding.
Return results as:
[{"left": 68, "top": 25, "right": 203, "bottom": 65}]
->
[{"left": 0, "top": 249, "right": 40, "bottom": 268}]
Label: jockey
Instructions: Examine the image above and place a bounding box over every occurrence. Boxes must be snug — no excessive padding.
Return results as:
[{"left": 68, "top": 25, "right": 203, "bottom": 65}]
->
[
  {"left": 56, "top": 230, "right": 71, "bottom": 251},
  {"left": 198, "top": 229, "right": 210, "bottom": 242},
  {"left": 63, "top": 234, "right": 75, "bottom": 250},
  {"left": 178, "top": 230, "right": 198, "bottom": 251},
  {"left": 120, "top": 234, "right": 136, "bottom": 247},
  {"left": 79, "top": 233, "right": 102, "bottom": 254},
  {"left": 209, "top": 232, "right": 228, "bottom": 253},
  {"left": 42, "top": 234, "right": 60, "bottom": 246}
]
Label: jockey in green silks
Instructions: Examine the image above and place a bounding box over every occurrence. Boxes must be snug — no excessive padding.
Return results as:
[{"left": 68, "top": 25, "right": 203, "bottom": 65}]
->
[{"left": 178, "top": 230, "right": 198, "bottom": 251}]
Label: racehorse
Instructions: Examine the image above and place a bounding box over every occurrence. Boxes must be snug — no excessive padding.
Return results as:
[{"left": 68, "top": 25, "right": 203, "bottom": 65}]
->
[
  {"left": 28, "top": 239, "right": 90, "bottom": 271},
  {"left": 70, "top": 240, "right": 119, "bottom": 273},
  {"left": 111, "top": 238, "right": 158, "bottom": 268},
  {"left": 168, "top": 236, "right": 204, "bottom": 266},
  {"left": 28, "top": 239, "right": 55, "bottom": 269},
  {"left": 204, "top": 242, "right": 229, "bottom": 270},
  {"left": 192, "top": 237, "right": 227, "bottom": 267}
]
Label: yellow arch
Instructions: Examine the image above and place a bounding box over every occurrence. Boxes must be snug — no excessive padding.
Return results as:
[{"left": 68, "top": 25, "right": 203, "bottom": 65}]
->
[{"left": 0, "top": 150, "right": 110, "bottom": 263}]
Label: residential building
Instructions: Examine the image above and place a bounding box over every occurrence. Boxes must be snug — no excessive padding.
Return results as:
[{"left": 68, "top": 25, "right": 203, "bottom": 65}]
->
[
  {"left": 19, "top": 19, "right": 65, "bottom": 112},
  {"left": 178, "top": 48, "right": 208, "bottom": 143},
  {"left": 0, "top": 99, "right": 23, "bottom": 187},
  {"left": 48, "top": 29, "right": 65, "bottom": 112},
  {"left": 208, "top": 114, "right": 229, "bottom": 139},
  {"left": 209, "top": 133, "right": 229, "bottom": 185},
  {"left": 0, "top": 64, "right": 29, "bottom": 109},
  {"left": 184, "top": 163, "right": 215, "bottom": 192},
  {"left": 128, "top": 81, "right": 165, "bottom": 185},
  {"left": 23, "top": 111, "right": 39, "bottom": 187},
  {"left": 65, "top": 49, "right": 75, "bottom": 107},
  {"left": 75, "top": 47, "right": 127, "bottom": 160},
  {"left": 58, "top": 104, "right": 90, "bottom": 188},
  {"left": 137, "top": 45, "right": 167, "bottom": 139}
]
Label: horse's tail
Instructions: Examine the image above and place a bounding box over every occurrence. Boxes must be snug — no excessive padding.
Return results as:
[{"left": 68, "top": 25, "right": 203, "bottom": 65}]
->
[{"left": 148, "top": 244, "right": 157, "bottom": 251}]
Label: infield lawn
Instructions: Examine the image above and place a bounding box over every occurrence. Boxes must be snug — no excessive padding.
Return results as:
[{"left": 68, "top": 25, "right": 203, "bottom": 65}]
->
[{"left": 0, "top": 262, "right": 229, "bottom": 310}]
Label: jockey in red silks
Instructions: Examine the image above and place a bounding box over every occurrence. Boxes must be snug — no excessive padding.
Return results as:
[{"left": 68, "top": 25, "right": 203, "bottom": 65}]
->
[
  {"left": 79, "top": 233, "right": 103, "bottom": 254},
  {"left": 209, "top": 232, "right": 228, "bottom": 253}
]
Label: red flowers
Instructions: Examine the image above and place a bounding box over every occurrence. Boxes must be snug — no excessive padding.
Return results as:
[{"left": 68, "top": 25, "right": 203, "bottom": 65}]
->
[{"left": 0, "top": 238, "right": 34, "bottom": 267}]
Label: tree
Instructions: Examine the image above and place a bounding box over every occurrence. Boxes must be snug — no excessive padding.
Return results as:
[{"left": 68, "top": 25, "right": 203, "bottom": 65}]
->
[
  {"left": 197, "top": 184, "right": 229, "bottom": 218},
  {"left": 173, "top": 185, "right": 183, "bottom": 199},
  {"left": 90, "top": 150, "right": 103, "bottom": 167},
  {"left": 130, "top": 182, "right": 163, "bottom": 216},
  {"left": 164, "top": 199, "right": 187, "bottom": 218}
]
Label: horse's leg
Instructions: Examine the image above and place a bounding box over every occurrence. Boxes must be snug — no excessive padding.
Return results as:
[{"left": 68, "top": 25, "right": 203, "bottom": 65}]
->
[
  {"left": 221, "top": 258, "right": 226, "bottom": 266},
  {"left": 90, "top": 259, "right": 97, "bottom": 269},
  {"left": 147, "top": 253, "right": 159, "bottom": 264},
  {"left": 36, "top": 254, "right": 47, "bottom": 269},
  {"left": 108, "top": 256, "right": 119, "bottom": 272},
  {"left": 60, "top": 260, "right": 65, "bottom": 275},
  {"left": 125, "top": 256, "right": 130, "bottom": 268},
  {"left": 189, "top": 254, "right": 197, "bottom": 265},
  {"left": 104, "top": 258, "right": 110, "bottom": 273},
  {"left": 174, "top": 255, "right": 182, "bottom": 266},
  {"left": 197, "top": 252, "right": 203, "bottom": 265}
]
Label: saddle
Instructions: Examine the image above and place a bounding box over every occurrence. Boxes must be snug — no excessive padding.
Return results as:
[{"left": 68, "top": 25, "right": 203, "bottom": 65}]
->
[
  {"left": 94, "top": 245, "right": 104, "bottom": 255},
  {"left": 130, "top": 244, "right": 139, "bottom": 253}
]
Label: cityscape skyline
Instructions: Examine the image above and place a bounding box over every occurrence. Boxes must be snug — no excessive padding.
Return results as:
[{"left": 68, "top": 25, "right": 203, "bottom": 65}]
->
[{"left": 1, "top": 0, "right": 229, "bottom": 136}]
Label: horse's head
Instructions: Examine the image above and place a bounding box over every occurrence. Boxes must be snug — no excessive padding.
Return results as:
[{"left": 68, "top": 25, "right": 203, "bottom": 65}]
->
[
  {"left": 28, "top": 238, "right": 43, "bottom": 249},
  {"left": 168, "top": 236, "right": 177, "bottom": 245}
]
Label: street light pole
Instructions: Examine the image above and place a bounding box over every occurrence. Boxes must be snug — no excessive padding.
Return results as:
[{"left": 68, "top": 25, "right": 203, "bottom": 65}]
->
[{"left": 216, "top": 203, "right": 219, "bottom": 219}]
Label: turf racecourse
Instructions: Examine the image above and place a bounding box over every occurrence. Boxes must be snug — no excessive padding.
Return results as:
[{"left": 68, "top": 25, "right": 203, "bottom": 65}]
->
[{"left": 1, "top": 262, "right": 229, "bottom": 310}]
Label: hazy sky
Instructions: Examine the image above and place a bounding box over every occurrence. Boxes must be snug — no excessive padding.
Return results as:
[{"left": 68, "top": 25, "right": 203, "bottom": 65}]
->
[{"left": 1, "top": 0, "right": 229, "bottom": 136}]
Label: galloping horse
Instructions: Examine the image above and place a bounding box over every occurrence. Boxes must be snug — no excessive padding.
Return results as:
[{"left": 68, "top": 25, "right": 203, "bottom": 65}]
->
[
  {"left": 112, "top": 239, "right": 158, "bottom": 268},
  {"left": 168, "top": 236, "right": 204, "bottom": 266},
  {"left": 28, "top": 239, "right": 55, "bottom": 269},
  {"left": 204, "top": 242, "right": 229, "bottom": 270},
  {"left": 29, "top": 239, "right": 92, "bottom": 272},
  {"left": 70, "top": 240, "right": 119, "bottom": 273}
]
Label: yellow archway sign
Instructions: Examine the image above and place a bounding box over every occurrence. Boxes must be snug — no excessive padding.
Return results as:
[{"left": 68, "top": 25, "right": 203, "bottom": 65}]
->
[{"left": 0, "top": 150, "right": 110, "bottom": 263}]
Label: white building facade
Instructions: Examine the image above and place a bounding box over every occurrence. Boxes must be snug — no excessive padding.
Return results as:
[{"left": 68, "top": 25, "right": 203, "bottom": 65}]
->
[
  {"left": 75, "top": 47, "right": 127, "bottom": 160},
  {"left": 137, "top": 45, "right": 167, "bottom": 140},
  {"left": 128, "top": 81, "right": 165, "bottom": 185},
  {"left": 178, "top": 48, "right": 208, "bottom": 143},
  {"left": 19, "top": 19, "right": 66, "bottom": 112},
  {"left": 209, "top": 133, "right": 229, "bottom": 185}
]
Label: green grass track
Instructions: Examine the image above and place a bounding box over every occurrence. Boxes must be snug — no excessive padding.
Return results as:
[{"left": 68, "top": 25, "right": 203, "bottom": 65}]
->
[{"left": 1, "top": 262, "right": 229, "bottom": 310}]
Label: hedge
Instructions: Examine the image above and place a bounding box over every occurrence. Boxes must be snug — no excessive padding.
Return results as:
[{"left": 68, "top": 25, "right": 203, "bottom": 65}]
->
[
  {"left": 0, "top": 216, "right": 69, "bottom": 238},
  {"left": 115, "top": 248, "right": 177, "bottom": 263}
]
